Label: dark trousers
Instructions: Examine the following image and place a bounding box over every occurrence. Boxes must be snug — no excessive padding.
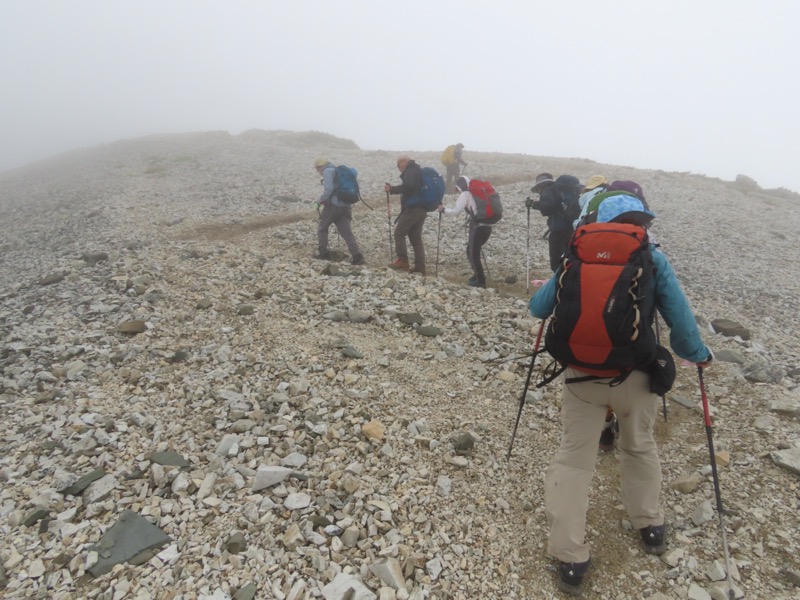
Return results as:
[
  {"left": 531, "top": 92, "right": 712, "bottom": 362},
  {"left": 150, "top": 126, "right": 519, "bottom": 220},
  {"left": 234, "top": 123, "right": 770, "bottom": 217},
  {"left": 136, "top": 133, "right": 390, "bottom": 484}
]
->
[
  {"left": 467, "top": 224, "right": 492, "bottom": 286},
  {"left": 394, "top": 206, "right": 428, "bottom": 269},
  {"left": 548, "top": 228, "right": 573, "bottom": 272},
  {"left": 318, "top": 203, "right": 361, "bottom": 258},
  {"left": 445, "top": 163, "right": 461, "bottom": 192}
]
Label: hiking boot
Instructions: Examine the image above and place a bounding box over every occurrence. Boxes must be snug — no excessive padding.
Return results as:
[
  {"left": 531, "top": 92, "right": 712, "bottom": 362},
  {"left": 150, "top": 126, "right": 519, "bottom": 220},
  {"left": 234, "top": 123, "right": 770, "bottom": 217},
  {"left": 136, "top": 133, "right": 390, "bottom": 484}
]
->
[
  {"left": 351, "top": 254, "right": 365, "bottom": 266},
  {"left": 409, "top": 265, "right": 426, "bottom": 276},
  {"left": 599, "top": 414, "right": 619, "bottom": 452},
  {"left": 388, "top": 257, "right": 409, "bottom": 271},
  {"left": 313, "top": 250, "right": 332, "bottom": 260},
  {"left": 557, "top": 558, "right": 591, "bottom": 596},
  {"left": 639, "top": 524, "right": 667, "bottom": 555}
]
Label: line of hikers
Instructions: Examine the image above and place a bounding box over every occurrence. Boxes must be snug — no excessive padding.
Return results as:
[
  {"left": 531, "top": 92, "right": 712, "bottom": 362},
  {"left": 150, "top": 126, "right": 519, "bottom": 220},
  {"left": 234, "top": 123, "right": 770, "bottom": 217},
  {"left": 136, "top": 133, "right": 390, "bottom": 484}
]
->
[
  {"left": 314, "top": 151, "right": 718, "bottom": 596},
  {"left": 313, "top": 145, "right": 499, "bottom": 288}
]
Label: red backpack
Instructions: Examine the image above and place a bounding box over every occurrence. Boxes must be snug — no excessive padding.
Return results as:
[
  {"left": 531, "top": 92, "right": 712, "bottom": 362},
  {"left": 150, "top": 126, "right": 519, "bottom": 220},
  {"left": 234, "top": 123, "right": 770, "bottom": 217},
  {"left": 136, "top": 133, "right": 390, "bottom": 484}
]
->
[
  {"left": 467, "top": 179, "right": 503, "bottom": 224},
  {"left": 543, "top": 222, "right": 657, "bottom": 382}
]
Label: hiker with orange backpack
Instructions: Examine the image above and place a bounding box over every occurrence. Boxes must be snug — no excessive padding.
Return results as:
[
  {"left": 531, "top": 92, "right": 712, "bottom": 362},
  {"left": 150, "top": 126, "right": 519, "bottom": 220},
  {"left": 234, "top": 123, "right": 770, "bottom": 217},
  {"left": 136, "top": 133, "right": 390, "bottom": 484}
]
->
[
  {"left": 437, "top": 176, "right": 502, "bottom": 288},
  {"left": 528, "top": 193, "right": 713, "bottom": 596}
]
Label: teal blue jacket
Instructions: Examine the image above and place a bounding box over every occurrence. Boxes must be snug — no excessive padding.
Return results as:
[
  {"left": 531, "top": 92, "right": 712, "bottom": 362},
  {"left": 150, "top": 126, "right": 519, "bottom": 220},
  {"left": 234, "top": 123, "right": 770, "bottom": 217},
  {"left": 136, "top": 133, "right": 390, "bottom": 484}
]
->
[{"left": 528, "top": 246, "right": 711, "bottom": 363}]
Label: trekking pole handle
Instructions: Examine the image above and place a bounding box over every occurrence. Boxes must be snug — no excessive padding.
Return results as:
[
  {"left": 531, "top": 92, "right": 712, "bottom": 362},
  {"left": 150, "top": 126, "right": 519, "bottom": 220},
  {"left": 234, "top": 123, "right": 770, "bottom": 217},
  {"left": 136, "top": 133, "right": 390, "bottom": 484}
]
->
[{"left": 698, "top": 366, "right": 712, "bottom": 427}]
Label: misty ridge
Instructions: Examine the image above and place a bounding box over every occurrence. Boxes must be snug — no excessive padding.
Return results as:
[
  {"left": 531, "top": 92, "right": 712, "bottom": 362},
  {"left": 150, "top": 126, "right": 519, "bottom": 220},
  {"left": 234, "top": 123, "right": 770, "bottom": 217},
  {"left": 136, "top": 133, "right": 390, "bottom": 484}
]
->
[{"left": 0, "top": 128, "right": 799, "bottom": 599}]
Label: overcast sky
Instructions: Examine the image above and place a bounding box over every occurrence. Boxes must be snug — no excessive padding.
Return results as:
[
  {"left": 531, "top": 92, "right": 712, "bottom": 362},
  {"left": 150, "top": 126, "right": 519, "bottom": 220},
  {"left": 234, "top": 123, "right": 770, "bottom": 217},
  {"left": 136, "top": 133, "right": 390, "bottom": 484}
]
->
[{"left": 2, "top": 0, "right": 799, "bottom": 191}]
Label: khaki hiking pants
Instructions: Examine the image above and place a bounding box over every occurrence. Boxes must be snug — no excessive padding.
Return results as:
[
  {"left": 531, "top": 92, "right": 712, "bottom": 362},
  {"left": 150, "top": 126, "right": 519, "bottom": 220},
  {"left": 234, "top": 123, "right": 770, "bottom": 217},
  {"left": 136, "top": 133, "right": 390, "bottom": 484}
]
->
[{"left": 545, "top": 368, "right": 664, "bottom": 564}]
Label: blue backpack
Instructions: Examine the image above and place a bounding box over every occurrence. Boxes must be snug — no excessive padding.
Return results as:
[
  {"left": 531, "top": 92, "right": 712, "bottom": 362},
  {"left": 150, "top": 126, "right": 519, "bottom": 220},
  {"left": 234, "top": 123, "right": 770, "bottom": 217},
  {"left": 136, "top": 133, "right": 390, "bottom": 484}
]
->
[
  {"left": 418, "top": 167, "right": 445, "bottom": 211},
  {"left": 334, "top": 165, "right": 361, "bottom": 205}
]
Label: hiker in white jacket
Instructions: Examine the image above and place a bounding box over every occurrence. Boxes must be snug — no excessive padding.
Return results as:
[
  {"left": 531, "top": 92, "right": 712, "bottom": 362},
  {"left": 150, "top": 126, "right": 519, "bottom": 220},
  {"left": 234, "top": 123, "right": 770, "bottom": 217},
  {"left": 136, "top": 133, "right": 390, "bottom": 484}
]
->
[{"left": 437, "top": 176, "right": 492, "bottom": 288}]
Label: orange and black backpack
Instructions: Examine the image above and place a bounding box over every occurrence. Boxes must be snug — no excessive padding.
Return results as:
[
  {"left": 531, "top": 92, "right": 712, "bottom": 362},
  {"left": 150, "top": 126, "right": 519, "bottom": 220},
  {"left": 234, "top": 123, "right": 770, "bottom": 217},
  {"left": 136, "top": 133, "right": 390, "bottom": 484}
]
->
[{"left": 541, "top": 222, "right": 657, "bottom": 385}]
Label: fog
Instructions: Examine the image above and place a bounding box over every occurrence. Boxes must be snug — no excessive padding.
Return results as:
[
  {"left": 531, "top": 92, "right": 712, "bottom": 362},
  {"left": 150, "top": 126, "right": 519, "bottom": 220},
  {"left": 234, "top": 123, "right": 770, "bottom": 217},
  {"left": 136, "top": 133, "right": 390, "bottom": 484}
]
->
[{"left": 2, "top": 0, "right": 799, "bottom": 191}]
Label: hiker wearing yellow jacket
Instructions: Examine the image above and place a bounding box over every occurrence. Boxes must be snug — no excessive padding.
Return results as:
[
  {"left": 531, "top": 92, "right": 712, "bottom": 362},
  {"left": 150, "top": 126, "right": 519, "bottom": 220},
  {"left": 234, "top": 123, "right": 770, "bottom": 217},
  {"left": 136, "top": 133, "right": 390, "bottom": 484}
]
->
[{"left": 441, "top": 143, "right": 467, "bottom": 191}]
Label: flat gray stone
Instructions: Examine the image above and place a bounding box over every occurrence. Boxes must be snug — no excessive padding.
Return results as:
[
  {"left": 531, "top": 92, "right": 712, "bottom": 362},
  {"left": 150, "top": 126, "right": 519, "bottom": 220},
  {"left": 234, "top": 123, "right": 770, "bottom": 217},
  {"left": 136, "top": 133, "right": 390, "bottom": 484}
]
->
[
  {"left": 215, "top": 434, "right": 240, "bottom": 456},
  {"left": 347, "top": 309, "right": 372, "bottom": 323},
  {"left": 670, "top": 394, "right": 697, "bottom": 409},
  {"left": 233, "top": 582, "right": 257, "bottom": 600},
  {"left": 671, "top": 471, "right": 703, "bottom": 494},
  {"left": 81, "top": 252, "right": 108, "bottom": 266},
  {"left": 281, "top": 452, "right": 307, "bottom": 468},
  {"left": 417, "top": 325, "right": 442, "bottom": 337},
  {"left": 398, "top": 312, "right": 423, "bottom": 325},
  {"left": 452, "top": 432, "right": 475, "bottom": 455},
  {"left": 284, "top": 493, "right": 311, "bottom": 510},
  {"left": 711, "top": 318, "right": 751, "bottom": 340},
  {"left": 22, "top": 506, "right": 50, "bottom": 527},
  {"left": 691, "top": 500, "right": 715, "bottom": 526},
  {"left": 61, "top": 468, "right": 105, "bottom": 496},
  {"left": 237, "top": 304, "right": 255, "bottom": 315},
  {"left": 370, "top": 557, "right": 405, "bottom": 589},
  {"left": 321, "top": 573, "right": 376, "bottom": 600},
  {"left": 252, "top": 466, "right": 293, "bottom": 491},
  {"left": 342, "top": 346, "right": 363, "bottom": 359},
  {"left": 150, "top": 451, "right": 190, "bottom": 468},
  {"left": 39, "top": 272, "right": 65, "bottom": 285},
  {"left": 771, "top": 447, "right": 800, "bottom": 475},
  {"left": 87, "top": 510, "right": 172, "bottom": 577},
  {"left": 770, "top": 397, "right": 800, "bottom": 417},
  {"left": 714, "top": 349, "right": 745, "bottom": 364},
  {"left": 83, "top": 474, "right": 118, "bottom": 504},
  {"left": 226, "top": 531, "right": 247, "bottom": 554},
  {"left": 118, "top": 320, "right": 147, "bottom": 334}
]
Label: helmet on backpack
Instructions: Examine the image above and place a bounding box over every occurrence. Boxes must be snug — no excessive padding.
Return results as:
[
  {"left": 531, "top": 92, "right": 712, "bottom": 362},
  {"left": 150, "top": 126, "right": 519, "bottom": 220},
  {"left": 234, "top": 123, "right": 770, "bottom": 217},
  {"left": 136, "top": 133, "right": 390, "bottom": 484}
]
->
[
  {"left": 554, "top": 175, "right": 582, "bottom": 195},
  {"left": 597, "top": 194, "right": 656, "bottom": 226},
  {"left": 607, "top": 180, "right": 646, "bottom": 202},
  {"left": 455, "top": 176, "right": 470, "bottom": 193},
  {"left": 583, "top": 175, "right": 608, "bottom": 192}
]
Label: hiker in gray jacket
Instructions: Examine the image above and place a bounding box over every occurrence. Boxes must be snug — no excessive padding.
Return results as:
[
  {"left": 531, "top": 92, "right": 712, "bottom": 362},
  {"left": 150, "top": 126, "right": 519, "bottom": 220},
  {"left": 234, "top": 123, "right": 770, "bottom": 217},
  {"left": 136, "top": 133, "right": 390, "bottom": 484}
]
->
[{"left": 313, "top": 157, "right": 364, "bottom": 265}]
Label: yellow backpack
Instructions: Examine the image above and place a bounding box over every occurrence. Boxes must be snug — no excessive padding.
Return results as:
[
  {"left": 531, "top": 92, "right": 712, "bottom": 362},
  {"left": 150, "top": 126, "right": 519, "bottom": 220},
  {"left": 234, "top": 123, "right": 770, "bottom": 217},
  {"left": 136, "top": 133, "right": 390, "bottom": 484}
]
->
[{"left": 441, "top": 145, "right": 457, "bottom": 166}]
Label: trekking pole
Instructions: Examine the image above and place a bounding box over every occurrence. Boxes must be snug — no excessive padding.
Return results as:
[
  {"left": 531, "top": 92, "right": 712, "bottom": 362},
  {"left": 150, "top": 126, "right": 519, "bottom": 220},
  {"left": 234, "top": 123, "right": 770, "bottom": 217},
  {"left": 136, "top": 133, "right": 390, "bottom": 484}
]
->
[
  {"left": 656, "top": 316, "right": 667, "bottom": 421},
  {"left": 435, "top": 211, "right": 442, "bottom": 277},
  {"left": 386, "top": 191, "right": 393, "bottom": 262},
  {"left": 698, "top": 366, "right": 736, "bottom": 600},
  {"left": 507, "top": 319, "right": 546, "bottom": 459},
  {"left": 526, "top": 206, "right": 531, "bottom": 294}
]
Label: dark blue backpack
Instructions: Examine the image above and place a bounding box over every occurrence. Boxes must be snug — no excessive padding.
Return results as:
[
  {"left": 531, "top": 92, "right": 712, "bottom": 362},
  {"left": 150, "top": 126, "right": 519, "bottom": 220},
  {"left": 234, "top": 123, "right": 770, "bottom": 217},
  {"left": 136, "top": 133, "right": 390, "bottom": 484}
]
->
[
  {"left": 419, "top": 167, "right": 445, "bottom": 211},
  {"left": 334, "top": 165, "right": 361, "bottom": 205}
]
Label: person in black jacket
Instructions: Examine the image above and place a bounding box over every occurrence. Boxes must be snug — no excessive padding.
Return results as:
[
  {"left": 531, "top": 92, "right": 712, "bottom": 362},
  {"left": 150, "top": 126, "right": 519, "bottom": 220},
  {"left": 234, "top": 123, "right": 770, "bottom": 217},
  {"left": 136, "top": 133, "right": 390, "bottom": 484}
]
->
[
  {"left": 528, "top": 173, "right": 581, "bottom": 271},
  {"left": 384, "top": 154, "right": 428, "bottom": 274}
]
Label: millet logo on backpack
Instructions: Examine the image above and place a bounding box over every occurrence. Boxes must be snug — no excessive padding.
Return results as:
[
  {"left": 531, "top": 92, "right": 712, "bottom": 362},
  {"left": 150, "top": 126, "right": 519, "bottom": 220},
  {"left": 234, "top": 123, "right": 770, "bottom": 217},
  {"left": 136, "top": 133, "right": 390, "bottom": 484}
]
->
[{"left": 597, "top": 251, "right": 611, "bottom": 259}]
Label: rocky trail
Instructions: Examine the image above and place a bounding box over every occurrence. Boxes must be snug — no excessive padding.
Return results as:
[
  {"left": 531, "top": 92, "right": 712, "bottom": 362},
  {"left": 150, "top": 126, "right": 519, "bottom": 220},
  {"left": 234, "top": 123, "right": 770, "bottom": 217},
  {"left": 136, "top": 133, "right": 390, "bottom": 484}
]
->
[{"left": 0, "top": 130, "right": 798, "bottom": 599}]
